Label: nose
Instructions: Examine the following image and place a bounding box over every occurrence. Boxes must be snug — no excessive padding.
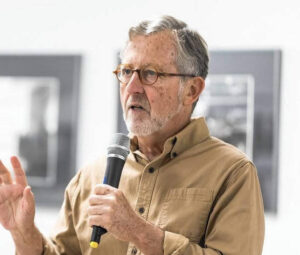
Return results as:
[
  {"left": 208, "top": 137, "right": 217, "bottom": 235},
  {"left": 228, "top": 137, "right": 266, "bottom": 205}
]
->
[{"left": 126, "top": 71, "right": 144, "bottom": 94}]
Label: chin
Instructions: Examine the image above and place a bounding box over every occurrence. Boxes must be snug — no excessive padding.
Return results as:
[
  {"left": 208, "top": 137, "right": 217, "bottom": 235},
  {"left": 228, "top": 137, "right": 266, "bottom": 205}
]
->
[{"left": 125, "top": 119, "right": 163, "bottom": 137}]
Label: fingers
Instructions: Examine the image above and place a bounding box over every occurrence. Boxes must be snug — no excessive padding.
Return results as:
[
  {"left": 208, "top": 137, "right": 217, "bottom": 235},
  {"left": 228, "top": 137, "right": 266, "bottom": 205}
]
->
[
  {"left": 88, "top": 205, "right": 110, "bottom": 216},
  {"left": 91, "top": 185, "right": 124, "bottom": 207},
  {"left": 22, "top": 186, "right": 35, "bottom": 216},
  {"left": 0, "top": 157, "right": 28, "bottom": 186},
  {"left": 89, "top": 194, "right": 103, "bottom": 205},
  {"left": 88, "top": 215, "right": 107, "bottom": 228},
  {"left": 10, "top": 156, "right": 28, "bottom": 187},
  {"left": 0, "top": 160, "right": 13, "bottom": 184},
  {"left": 89, "top": 194, "right": 115, "bottom": 206},
  {"left": 88, "top": 199, "right": 111, "bottom": 229},
  {"left": 93, "top": 184, "right": 116, "bottom": 195}
]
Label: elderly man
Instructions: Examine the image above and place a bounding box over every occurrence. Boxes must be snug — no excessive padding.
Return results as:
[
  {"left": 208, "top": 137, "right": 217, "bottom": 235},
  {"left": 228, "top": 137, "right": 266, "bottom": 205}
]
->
[{"left": 0, "top": 16, "right": 264, "bottom": 255}]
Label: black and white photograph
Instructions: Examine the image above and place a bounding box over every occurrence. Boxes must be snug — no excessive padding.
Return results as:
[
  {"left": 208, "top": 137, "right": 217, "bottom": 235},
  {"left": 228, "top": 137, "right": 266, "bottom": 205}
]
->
[
  {"left": 0, "top": 77, "right": 59, "bottom": 186},
  {"left": 193, "top": 75, "right": 255, "bottom": 158}
]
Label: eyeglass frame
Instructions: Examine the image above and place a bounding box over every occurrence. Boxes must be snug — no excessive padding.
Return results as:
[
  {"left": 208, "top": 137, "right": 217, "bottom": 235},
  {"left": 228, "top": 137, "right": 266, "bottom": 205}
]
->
[{"left": 113, "top": 64, "right": 196, "bottom": 86}]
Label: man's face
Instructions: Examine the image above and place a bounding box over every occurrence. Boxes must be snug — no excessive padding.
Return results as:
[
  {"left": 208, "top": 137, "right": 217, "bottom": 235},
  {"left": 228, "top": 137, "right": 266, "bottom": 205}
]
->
[{"left": 120, "top": 32, "right": 184, "bottom": 137}]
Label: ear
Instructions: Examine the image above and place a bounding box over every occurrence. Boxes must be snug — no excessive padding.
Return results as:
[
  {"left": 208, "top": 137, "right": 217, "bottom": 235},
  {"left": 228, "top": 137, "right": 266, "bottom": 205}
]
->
[{"left": 183, "top": 77, "right": 205, "bottom": 106}]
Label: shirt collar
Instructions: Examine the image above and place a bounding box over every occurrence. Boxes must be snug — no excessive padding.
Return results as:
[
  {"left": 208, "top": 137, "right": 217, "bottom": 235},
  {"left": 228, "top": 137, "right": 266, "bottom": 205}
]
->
[{"left": 129, "top": 117, "right": 210, "bottom": 164}]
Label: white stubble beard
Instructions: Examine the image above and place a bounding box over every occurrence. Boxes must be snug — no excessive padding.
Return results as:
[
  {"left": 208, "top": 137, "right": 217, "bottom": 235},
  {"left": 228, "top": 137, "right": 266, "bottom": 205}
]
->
[{"left": 123, "top": 83, "right": 184, "bottom": 137}]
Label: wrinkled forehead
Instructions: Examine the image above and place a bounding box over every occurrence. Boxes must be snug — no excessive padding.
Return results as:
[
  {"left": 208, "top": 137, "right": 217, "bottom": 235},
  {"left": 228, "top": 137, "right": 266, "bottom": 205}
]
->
[{"left": 122, "top": 31, "right": 178, "bottom": 70}]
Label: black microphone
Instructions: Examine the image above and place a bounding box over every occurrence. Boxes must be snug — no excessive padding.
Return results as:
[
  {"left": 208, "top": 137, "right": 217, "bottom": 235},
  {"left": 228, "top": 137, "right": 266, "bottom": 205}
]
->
[{"left": 90, "top": 133, "right": 130, "bottom": 249}]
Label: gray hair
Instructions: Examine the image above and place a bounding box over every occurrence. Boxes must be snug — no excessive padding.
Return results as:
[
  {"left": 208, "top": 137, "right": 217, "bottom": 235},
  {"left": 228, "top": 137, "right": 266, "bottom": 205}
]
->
[{"left": 122, "top": 15, "right": 209, "bottom": 112}]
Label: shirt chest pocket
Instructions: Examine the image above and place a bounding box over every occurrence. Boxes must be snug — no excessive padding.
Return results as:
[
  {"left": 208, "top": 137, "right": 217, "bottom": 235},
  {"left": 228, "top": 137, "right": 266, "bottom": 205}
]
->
[{"left": 158, "top": 188, "right": 213, "bottom": 242}]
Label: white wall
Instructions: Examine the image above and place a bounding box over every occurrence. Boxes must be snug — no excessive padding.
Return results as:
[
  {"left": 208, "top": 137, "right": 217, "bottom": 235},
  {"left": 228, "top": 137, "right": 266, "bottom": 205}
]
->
[{"left": 0, "top": 0, "right": 299, "bottom": 254}]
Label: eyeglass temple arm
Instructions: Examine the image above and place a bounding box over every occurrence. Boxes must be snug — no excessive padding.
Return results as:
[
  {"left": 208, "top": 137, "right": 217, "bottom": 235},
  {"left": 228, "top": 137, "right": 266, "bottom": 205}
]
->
[{"left": 157, "top": 72, "right": 196, "bottom": 78}]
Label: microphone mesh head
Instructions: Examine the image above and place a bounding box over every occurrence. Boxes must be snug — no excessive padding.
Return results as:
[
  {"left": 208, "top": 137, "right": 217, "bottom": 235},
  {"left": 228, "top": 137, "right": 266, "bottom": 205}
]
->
[{"left": 107, "top": 133, "right": 130, "bottom": 159}]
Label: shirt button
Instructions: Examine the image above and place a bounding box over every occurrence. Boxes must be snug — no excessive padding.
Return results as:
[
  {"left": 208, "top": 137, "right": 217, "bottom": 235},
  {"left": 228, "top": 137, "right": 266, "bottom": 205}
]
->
[
  {"left": 131, "top": 247, "right": 137, "bottom": 254},
  {"left": 148, "top": 167, "right": 155, "bottom": 173},
  {"left": 172, "top": 152, "right": 178, "bottom": 158},
  {"left": 138, "top": 207, "right": 145, "bottom": 214}
]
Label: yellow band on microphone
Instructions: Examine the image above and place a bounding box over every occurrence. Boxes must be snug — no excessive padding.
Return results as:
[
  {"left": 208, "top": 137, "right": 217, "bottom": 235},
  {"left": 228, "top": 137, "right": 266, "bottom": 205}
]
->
[{"left": 90, "top": 241, "right": 99, "bottom": 249}]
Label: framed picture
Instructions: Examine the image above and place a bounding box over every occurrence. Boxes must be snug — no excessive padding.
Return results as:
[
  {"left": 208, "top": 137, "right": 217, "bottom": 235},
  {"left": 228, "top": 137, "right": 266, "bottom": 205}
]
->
[
  {"left": 194, "top": 75, "right": 255, "bottom": 159},
  {"left": 0, "top": 55, "right": 81, "bottom": 206}
]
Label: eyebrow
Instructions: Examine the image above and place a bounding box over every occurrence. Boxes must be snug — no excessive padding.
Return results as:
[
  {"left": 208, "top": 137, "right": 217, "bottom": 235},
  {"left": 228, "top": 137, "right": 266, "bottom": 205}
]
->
[{"left": 121, "top": 63, "right": 165, "bottom": 72}]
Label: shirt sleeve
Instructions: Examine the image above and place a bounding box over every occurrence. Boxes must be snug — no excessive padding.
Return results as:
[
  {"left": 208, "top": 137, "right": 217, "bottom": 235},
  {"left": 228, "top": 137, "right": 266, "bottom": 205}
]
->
[
  {"left": 42, "top": 170, "right": 82, "bottom": 255},
  {"left": 162, "top": 162, "right": 265, "bottom": 255}
]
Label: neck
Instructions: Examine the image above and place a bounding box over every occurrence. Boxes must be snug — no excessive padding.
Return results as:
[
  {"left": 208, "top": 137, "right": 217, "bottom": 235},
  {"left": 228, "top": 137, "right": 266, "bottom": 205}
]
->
[{"left": 136, "top": 111, "right": 191, "bottom": 161}]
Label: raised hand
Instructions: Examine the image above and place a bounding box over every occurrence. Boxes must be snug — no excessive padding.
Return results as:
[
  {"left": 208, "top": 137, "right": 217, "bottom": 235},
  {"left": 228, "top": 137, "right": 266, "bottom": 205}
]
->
[{"left": 0, "top": 156, "right": 40, "bottom": 252}]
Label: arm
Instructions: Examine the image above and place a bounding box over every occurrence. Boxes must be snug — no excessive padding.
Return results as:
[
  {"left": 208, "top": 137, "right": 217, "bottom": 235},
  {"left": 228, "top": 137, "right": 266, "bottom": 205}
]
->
[
  {"left": 0, "top": 157, "right": 43, "bottom": 255},
  {"left": 0, "top": 157, "right": 82, "bottom": 255}
]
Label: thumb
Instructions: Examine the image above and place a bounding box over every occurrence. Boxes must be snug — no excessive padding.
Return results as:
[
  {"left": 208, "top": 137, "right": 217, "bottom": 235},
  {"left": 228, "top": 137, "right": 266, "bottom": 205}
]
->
[{"left": 22, "top": 186, "right": 35, "bottom": 215}]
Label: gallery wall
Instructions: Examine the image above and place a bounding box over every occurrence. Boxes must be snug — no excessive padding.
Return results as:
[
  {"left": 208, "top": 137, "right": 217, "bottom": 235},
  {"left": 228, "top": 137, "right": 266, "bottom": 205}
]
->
[{"left": 0, "top": 0, "right": 299, "bottom": 254}]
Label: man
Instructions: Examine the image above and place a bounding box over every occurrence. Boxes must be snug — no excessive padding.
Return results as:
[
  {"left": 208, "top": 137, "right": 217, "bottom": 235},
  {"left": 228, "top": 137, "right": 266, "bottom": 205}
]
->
[{"left": 0, "top": 16, "right": 264, "bottom": 255}]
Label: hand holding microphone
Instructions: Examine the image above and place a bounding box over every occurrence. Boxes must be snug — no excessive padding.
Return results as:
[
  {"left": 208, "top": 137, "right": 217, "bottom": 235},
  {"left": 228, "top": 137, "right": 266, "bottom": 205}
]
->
[{"left": 89, "top": 133, "right": 130, "bottom": 248}]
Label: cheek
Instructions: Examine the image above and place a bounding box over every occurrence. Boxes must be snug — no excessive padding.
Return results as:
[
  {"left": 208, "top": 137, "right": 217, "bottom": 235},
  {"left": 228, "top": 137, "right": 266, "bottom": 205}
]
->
[
  {"left": 155, "top": 86, "right": 168, "bottom": 100},
  {"left": 149, "top": 87, "right": 177, "bottom": 111},
  {"left": 158, "top": 86, "right": 178, "bottom": 104}
]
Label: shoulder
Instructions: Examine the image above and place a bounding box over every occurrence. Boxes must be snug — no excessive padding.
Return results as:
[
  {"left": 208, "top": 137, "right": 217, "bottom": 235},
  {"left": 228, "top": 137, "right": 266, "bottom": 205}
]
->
[
  {"left": 188, "top": 135, "right": 251, "bottom": 164},
  {"left": 207, "top": 136, "right": 258, "bottom": 183},
  {"left": 208, "top": 136, "right": 249, "bottom": 160},
  {"left": 185, "top": 135, "right": 257, "bottom": 183}
]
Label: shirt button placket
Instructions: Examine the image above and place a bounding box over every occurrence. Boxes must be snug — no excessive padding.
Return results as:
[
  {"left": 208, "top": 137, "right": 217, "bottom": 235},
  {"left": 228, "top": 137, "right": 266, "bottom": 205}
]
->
[{"left": 132, "top": 164, "right": 159, "bottom": 255}]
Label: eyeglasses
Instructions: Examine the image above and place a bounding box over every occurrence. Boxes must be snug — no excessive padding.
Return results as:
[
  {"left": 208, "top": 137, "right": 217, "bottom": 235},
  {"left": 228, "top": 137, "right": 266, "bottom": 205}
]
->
[{"left": 113, "top": 64, "right": 196, "bottom": 86}]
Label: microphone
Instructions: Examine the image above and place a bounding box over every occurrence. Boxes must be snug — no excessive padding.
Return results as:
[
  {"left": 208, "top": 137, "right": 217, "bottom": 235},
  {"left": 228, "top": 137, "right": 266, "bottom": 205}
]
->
[{"left": 90, "top": 133, "right": 130, "bottom": 249}]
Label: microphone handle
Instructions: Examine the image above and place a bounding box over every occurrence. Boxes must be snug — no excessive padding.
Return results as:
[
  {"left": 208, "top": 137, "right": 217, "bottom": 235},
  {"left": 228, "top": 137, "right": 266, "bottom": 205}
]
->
[
  {"left": 90, "top": 157, "right": 126, "bottom": 248},
  {"left": 90, "top": 226, "right": 107, "bottom": 247}
]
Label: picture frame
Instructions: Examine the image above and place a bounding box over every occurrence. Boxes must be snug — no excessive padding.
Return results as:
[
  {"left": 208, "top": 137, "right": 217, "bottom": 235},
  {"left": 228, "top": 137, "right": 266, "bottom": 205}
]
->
[{"left": 0, "top": 54, "right": 82, "bottom": 206}]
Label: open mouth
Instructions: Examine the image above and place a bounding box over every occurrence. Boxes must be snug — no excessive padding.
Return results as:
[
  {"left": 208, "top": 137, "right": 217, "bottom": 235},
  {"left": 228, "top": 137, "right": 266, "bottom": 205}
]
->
[{"left": 129, "top": 104, "right": 145, "bottom": 111}]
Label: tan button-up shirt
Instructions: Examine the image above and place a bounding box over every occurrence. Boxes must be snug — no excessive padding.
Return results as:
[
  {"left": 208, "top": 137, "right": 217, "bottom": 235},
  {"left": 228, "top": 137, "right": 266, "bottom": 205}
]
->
[{"left": 43, "top": 117, "right": 264, "bottom": 255}]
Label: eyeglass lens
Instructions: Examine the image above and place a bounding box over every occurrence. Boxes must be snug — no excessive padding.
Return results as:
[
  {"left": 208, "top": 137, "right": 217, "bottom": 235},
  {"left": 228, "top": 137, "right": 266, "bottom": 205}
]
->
[{"left": 118, "top": 66, "right": 158, "bottom": 85}]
